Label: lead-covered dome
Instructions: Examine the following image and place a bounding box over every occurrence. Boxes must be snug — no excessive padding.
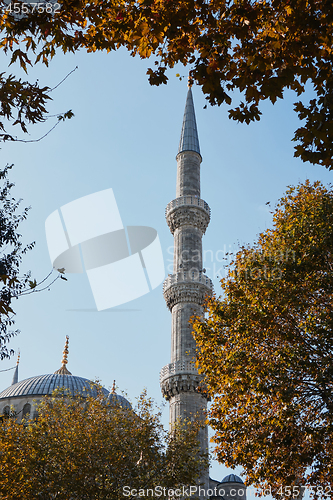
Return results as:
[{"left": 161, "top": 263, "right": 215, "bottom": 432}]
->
[
  {"left": 0, "top": 336, "right": 109, "bottom": 419},
  {"left": 220, "top": 474, "right": 244, "bottom": 484},
  {"left": 0, "top": 336, "right": 133, "bottom": 423},
  {"left": 0, "top": 373, "right": 109, "bottom": 399}
]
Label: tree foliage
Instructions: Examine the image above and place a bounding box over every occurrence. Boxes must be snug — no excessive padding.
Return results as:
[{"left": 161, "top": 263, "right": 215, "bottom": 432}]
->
[
  {"left": 0, "top": 389, "right": 206, "bottom": 499},
  {"left": 0, "top": 164, "right": 34, "bottom": 360},
  {"left": 193, "top": 181, "right": 333, "bottom": 498},
  {"left": 1, "top": 0, "right": 333, "bottom": 165},
  {"left": 0, "top": 164, "right": 63, "bottom": 361}
]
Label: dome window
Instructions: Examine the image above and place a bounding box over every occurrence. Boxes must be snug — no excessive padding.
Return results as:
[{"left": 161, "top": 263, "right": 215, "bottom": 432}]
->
[
  {"left": 2, "top": 406, "right": 10, "bottom": 416},
  {"left": 22, "top": 403, "right": 31, "bottom": 418}
]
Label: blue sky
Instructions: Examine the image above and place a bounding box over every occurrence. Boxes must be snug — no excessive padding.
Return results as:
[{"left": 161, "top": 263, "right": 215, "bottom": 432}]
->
[{"left": 0, "top": 46, "right": 332, "bottom": 488}]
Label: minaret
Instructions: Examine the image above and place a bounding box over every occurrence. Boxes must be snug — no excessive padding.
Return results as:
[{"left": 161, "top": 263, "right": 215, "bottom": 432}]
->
[
  {"left": 11, "top": 350, "right": 20, "bottom": 385},
  {"left": 160, "top": 83, "right": 212, "bottom": 489}
]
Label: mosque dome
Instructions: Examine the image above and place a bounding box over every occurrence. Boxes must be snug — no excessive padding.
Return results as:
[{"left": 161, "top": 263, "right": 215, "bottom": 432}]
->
[
  {"left": 0, "top": 336, "right": 121, "bottom": 420},
  {"left": 0, "top": 335, "right": 109, "bottom": 399},
  {"left": 220, "top": 474, "right": 244, "bottom": 484},
  {"left": 0, "top": 373, "right": 108, "bottom": 400}
]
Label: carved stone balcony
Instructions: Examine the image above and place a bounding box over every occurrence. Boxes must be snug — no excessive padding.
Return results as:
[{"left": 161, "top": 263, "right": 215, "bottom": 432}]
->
[
  {"left": 160, "top": 360, "right": 198, "bottom": 382},
  {"left": 163, "top": 272, "right": 213, "bottom": 310},
  {"left": 160, "top": 361, "right": 209, "bottom": 400},
  {"left": 163, "top": 271, "right": 213, "bottom": 292},
  {"left": 165, "top": 196, "right": 211, "bottom": 234},
  {"left": 166, "top": 196, "right": 211, "bottom": 216}
]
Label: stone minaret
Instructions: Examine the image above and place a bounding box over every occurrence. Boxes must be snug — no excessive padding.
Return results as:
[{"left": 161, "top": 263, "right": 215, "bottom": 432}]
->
[{"left": 160, "top": 85, "right": 212, "bottom": 489}]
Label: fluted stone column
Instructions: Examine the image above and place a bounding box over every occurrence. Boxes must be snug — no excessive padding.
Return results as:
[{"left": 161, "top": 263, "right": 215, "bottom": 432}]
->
[{"left": 160, "top": 87, "right": 212, "bottom": 493}]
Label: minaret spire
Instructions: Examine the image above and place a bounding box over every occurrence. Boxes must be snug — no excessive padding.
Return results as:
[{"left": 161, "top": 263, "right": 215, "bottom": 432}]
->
[
  {"left": 178, "top": 86, "right": 201, "bottom": 157},
  {"left": 11, "top": 350, "right": 20, "bottom": 385},
  {"left": 160, "top": 86, "right": 212, "bottom": 493},
  {"left": 54, "top": 335, "right": 72, "bottom": 375}
]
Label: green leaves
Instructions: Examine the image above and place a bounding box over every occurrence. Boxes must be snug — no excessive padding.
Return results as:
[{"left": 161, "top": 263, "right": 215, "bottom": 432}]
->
[
  {"left": 57, "top": 109, "right": 74, "bottom": 121},
  {"left": 28, "top": 279, "right": 37, "bottom": 289},
  {"left": 0, "top": 164, "right": 34, "bottom": 360},
  {"left": 0, "top": 72, "right": 51, "bottom": 140}
]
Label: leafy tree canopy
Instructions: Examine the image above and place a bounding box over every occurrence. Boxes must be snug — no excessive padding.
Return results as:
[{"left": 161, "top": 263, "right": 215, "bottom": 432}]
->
[
  {"left": 0, "top": 164, "right": 64, "bottom": 360},
  {"left": 193, "top": 181, "right": 333, "bottom": 498},
  {"left": 0, "top": 388, "right": 207, "bottom": 499},
  {"left": 0, "top": 163, "right": 35, "bottom": 359},
  {"left": 1, "top": 0, "right": 333, "bottom": 166}
]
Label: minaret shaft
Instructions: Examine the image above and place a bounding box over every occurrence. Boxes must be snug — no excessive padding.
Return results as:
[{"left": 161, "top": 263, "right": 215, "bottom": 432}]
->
[
  {"left": 173, "top": 226, "right": 203, "bottom": 273},
  {"left": 160, "top": 87, "right": 212, "bottom": 492},
  {"left": 176, "top": 152, "right": 201, "bottom": 197},
  {"left": 170, "top": 302, "right": 202, "bottom": 364}
]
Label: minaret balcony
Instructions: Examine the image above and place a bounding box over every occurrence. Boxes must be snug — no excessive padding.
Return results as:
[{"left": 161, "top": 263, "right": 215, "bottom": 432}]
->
[
  {"left": 165, "top": 196, "right": 211, "bottom": 217},
  {"left": 165, "top": 196, "right": 211, "bottom": 234},
  {"left": 163, "top": 271, "right": 213, "bottom": 292},
  {"left": 160, "top": 360, "right": 198, "bottom": 383},
  {"left": 163, "top": 272, "right": 213, "bottom": 310},
  {"left": 160, "top": 361, "right": 209, "bottom": 400}
]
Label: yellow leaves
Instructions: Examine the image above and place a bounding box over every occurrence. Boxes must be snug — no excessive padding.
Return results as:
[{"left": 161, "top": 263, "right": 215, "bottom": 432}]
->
[
  {"left": 285, "top": 5, "right": 293, "bottom": 16},
  {"left": 0, "top": 391, "right": 206, "bottom": 498},
  {"left": 193, "top": 180, "right": 333, "bottom": 497},
  {"left": 138, "top": 40, "right": 152, "bottom": 58},
  {"left": 140, "top": 20, "right": 149, "bottom": 36},
  {"left": 0, "top": 0, "right": 332, "bottom": 165}
]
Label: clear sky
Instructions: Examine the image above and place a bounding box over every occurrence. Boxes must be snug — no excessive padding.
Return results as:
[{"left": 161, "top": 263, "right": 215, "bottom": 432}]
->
[{"left": 0, "top": 45, "right": 332, "bottom": 490}]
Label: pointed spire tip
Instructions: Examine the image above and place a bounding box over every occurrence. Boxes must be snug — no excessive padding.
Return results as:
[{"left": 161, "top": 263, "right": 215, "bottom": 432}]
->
[
  {"left": 178, "top": 86, "right": 201, "bottom": 157},
  {"left": 11, "top": 350, "right": 20, "bottom": 385}
]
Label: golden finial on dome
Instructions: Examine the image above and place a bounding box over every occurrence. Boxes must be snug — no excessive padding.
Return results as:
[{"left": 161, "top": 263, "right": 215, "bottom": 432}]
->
[
  {"left": 62, "top": 335, "right": 69, "bottom": 366},
  {"left": 16, "top": 349, "right": 20, "bottom": 365},
  {"left": 111, "top": 380, "right": 116, "bottom": 394},
  {"left": 188, "top": 75, "right": 193, "bottom": 88},
  {"left": 54, "top": 336, "right": 72, "bottom": 375}
]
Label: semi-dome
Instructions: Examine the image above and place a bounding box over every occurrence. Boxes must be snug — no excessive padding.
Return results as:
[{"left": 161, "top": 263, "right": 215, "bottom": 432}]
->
[
  {"left": 107, "top": 381, "right": 131, "bottom": 410},
  {"left": 220, "top": 474, "right": 244, "bottom": 484},
  {"left": 0, "top": 373, "right": 109, "bottom": 399}
]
